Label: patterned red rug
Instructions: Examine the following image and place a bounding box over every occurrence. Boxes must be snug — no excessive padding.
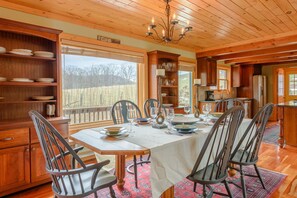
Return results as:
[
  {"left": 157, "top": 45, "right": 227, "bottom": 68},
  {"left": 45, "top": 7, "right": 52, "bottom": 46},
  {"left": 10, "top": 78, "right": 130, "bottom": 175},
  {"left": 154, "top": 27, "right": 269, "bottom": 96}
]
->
[{"left": 89, "top": 162, "right": 286, "bottom": 198}]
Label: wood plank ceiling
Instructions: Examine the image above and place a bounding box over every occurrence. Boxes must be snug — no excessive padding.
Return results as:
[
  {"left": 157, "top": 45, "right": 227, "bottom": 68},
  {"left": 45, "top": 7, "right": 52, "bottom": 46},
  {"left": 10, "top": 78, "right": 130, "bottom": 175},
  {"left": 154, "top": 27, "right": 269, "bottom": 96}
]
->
[{"left": 2, "top": 0, "right": 297, "bottom": 64}]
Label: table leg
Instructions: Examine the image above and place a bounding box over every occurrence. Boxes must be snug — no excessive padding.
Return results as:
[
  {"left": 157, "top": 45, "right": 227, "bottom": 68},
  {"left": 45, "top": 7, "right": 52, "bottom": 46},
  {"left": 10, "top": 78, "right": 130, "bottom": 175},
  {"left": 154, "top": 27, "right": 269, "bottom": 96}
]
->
[
  {"left": 115, "top": 155, "right": 126, "bottom": 189},
  {"left": 228, "top": 163, "right": 237, "bottom": 177},
  {"left": 160, "top": 186, "right": 174, "bottom": 198}
]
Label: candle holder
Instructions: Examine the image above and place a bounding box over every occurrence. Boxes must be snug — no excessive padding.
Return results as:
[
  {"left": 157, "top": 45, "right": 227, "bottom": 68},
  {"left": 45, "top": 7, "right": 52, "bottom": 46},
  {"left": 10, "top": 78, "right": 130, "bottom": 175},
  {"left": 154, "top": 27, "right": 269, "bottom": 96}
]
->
[
  {"left": 194, "top": 79, "right": 201, "bottom": 118},
  {"left": 156, "top": 69, "right": 166, "bottom": 125}
]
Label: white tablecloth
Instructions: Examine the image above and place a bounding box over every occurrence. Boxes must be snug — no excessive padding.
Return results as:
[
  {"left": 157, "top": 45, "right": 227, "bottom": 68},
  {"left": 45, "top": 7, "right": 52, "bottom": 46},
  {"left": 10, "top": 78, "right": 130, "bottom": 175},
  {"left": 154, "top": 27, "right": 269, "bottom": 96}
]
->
[{"left": 116, "top": 119, "right": 251, "bottom": 197}]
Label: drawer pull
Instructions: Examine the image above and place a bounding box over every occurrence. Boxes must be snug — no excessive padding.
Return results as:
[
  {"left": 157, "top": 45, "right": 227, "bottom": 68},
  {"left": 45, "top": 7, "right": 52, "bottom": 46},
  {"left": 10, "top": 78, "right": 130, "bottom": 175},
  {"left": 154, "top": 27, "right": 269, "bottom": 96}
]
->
[{"left": 0, "top": 137, "right": 14, "bottom": 141}]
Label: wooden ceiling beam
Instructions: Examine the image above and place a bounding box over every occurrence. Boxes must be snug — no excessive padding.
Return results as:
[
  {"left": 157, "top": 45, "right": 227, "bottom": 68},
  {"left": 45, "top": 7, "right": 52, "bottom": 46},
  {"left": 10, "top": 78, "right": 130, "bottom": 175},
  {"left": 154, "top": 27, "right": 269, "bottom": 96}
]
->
[
  {"left": 196, "top": 33, "right": 297, "bottom": 57},
  {"left": 237, "top": 57, "right": 297, "bottom": 65},
  {"left": 225, "top": 51, "right": 297, "bottom": 64},
  {"left": 214, "top": 43, "right": 297, "bottom": 60}
]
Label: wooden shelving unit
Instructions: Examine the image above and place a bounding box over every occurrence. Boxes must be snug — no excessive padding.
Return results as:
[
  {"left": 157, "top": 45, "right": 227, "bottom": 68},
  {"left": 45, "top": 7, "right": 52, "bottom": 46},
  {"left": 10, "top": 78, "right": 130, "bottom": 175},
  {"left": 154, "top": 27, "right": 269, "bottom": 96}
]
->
[
  {"left": 148, "top": 50, "right": 180, "bottom": 107},
  {"left": 0, "top": 18, "right": 69, "bottom": 197}
]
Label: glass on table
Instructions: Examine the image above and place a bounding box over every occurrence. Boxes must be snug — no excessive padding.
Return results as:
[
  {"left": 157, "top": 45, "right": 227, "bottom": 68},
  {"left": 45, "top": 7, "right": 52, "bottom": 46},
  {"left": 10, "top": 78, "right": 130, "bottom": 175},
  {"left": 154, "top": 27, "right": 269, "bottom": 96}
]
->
[
  {"left": 184, "top": 105, "right": 191, "bottom": 115},
  {"left": 166, "top": 107, "right": 175, "bottom": 131},
  {"left": 150, "top": 107, "right": 158, "bottom": 124},
  {"left": 127, "top": 108, "right": 136, "bottom": 135},
  {"left": 202, "top": 103, "right": 211, "bottom": 125}
]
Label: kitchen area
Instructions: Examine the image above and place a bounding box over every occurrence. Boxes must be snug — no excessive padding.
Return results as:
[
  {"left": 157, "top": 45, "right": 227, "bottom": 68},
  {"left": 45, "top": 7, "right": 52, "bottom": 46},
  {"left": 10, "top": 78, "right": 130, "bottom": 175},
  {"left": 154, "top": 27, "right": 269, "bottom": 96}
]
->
[{"left": 196, "top": 58, "right": 266, "bottom": 119}]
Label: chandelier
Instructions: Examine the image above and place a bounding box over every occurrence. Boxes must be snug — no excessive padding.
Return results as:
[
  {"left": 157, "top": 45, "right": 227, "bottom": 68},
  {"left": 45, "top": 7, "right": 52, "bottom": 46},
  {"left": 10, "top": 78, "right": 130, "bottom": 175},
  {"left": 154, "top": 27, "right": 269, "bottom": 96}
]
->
[{"left": 146, "top": 0, "right": 192, "bottom": 43}]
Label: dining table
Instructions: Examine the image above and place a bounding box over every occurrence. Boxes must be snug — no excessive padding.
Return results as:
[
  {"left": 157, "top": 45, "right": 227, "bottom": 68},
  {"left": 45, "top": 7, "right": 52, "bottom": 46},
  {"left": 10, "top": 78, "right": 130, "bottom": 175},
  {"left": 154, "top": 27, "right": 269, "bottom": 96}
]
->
[{"left": 70, "top": 117, "right": 251, "bottom": 198}]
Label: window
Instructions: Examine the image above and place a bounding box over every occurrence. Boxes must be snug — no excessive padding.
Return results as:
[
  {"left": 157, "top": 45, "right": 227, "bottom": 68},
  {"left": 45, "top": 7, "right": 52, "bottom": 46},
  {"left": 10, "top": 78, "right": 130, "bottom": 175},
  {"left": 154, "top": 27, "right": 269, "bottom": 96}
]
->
[
  {"left": 218, "top": 68, "right": 228, "bottom": 90},
  {"left": 178, "top": 71, "right": 192, "bottom": 107},
  {"left": 289, "top": 74, "right": 297, "bottom": 95},
  {"left": 61, "top": 45, "right": 142, "bottom": 125}
]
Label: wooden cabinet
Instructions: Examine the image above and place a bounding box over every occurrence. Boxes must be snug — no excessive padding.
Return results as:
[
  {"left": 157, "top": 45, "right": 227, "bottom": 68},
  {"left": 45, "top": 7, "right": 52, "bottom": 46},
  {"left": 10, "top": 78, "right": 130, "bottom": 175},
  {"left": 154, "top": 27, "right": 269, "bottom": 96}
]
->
[
  {"left": 0, "top": 19, "right": 70, "bottom": 196},
  {"left": 30, "top": 143, "right": 50, "bottom": 183},
  {"left": 232, "top": 65, "right": 243, "bottom": 87},
  {"left": 148, "top": 50, "right": 180, "bottom": 107},
  {"left": 236, "top": 64, "right": 262, "bottom": 99},
  {"left": 0, "top": 146, "right": 30, "bottom": 193},
  {"left": 197, "top": 57, "right": 217, "bottom": 86}
]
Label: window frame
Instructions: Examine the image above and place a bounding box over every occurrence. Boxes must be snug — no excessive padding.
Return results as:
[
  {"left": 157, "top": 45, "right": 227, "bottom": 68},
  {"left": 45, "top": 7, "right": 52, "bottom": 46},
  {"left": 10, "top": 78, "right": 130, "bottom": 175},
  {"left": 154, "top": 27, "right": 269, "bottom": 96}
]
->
[
  {"left": 60, "top": 33, "right": 147, "bottom": 133},
  {"left": 217, "top": 65, "right": 231, "bottom": 91}
]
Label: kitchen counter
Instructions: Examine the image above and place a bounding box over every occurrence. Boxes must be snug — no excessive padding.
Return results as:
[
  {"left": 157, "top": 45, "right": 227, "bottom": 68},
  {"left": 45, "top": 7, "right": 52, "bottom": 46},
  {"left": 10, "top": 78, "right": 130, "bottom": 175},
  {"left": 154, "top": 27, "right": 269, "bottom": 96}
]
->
[
  {"left": 278, "top": 101, "right": 297, "bottom": 148},
  {"left": 277, "top": 101, "right": 297, "bottom": 107}
]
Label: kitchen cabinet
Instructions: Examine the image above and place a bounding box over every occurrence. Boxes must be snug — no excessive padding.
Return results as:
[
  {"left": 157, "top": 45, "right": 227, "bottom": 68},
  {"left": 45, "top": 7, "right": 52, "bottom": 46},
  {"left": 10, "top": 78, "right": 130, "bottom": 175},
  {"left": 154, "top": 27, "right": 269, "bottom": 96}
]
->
[
  {"left": 232, "top": 65, "right": 243, "bottom": 87},
  {"left": 148, "top": 50, "right": 180, "bottom": 107},
  {"left": 236, "top": 64, "right": 261, "bottom": 99},
  {"left": 197, "top": 57, "right": 217, "bottom": 86}
]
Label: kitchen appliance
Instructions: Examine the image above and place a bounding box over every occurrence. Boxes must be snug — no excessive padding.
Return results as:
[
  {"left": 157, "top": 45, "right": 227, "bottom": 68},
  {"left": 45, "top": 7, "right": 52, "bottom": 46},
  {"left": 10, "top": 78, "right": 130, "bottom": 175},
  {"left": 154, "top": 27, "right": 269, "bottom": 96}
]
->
[
  {"left": 205, "top": 90, "right": 215, "bottom": 101},
  {"left": 253, "top": 75, "right": 267, "bottom": 114}
]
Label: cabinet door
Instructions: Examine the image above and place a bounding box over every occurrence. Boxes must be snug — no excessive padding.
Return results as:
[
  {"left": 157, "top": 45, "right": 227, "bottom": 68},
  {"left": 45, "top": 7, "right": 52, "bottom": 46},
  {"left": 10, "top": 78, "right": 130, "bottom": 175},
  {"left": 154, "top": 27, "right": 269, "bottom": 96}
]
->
[
  {"left": 0, "top": 146, "right": 30, "bottom": 193},
  {"left": 232, "top": 65, "right": 242, "bottom": 87},
  {"left": 208, "top": 59, "right": 217, "bottom": 86},
  {"left": 197, "top": 57, "right": 217, "bottom": 86},
  {"left": 30, "top": 143, "right": 51, "bottom": 183}
]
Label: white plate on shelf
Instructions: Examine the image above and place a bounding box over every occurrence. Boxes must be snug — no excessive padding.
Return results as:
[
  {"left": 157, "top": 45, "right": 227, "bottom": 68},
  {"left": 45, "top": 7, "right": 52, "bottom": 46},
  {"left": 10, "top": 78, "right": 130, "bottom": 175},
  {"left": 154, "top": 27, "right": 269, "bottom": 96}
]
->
[
  {"left": 11, "top": 78, "right": 34, "bottom": 82},
  {"left": 34, "top": 51, "right": 54, "bottom": 58},
  {"left": 0, "top": 77, "right": 7, "bottom": 82},
  {"left": 9, "top": 51, "right": 33, "bottom": 56},
  {"left": 32, "top": 96, "right": 54, "bottom": 101},
  {"left": 12, "top": 49, "right": 32, "bottom": 53},
  {"left": 0, "top": 46, "right": 6, "bottom": 54},
  {"left": 36, "top": 78, "right": 54, "bottom": 83}
]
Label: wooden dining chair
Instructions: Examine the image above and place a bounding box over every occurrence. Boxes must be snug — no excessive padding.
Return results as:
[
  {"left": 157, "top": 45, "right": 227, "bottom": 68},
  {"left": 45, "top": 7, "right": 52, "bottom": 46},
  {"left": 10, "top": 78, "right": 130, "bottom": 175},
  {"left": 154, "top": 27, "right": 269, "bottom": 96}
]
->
[
  {"left": 229, "top": 103, "right": 274, "bottom": 198},
  {"left": 214, "top": 98, "right": 244, "bottom": 112},
  {"left": 29, "top": 110, "right": 117, "bottom": 198},
  {"left": 111, "top": 100, "right": 147, "bottom": 188},
  {"left": 187, "top": 106, "right": 245, "bottom": 198},
  {"left": 143, "top": 98, "right": 166, "bottom": 118}
]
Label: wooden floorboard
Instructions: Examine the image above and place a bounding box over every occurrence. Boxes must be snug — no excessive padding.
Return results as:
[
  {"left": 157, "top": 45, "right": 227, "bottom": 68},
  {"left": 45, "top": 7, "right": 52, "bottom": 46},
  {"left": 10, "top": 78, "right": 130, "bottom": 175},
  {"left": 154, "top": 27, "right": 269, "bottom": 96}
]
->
[{"left": 6, "top": 143, "right": 297, "bottom": 198}]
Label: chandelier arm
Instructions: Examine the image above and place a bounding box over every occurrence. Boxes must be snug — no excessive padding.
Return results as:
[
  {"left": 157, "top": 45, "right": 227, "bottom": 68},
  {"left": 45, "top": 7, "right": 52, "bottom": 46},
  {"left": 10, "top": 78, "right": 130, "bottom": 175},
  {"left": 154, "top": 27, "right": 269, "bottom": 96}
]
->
[
  {"left": 152, "top": 28, "right": 164, "bottom": 41},
  {"left": 160, "top": 18, "right": 168, "bottom": 31},
  {"left": 170, "top": 25, "right": 175, "bottom": 38}
]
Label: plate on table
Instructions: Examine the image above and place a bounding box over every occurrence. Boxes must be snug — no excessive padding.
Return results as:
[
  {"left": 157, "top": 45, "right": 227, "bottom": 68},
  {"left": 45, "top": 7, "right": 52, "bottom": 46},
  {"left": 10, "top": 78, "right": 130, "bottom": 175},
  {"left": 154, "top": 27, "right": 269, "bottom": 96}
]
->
[
  {"left": 162, "top": 104, "right": 173, "bottom": 107},
  {"left": 172, "top": 117, "right": 200, "bottom": 125},
  {"left": 136, "top": 118, "right": 151, "bottom": 125},
  {"left": 100, "top": 127, "right": 128, "bottom": 136},
  {"left": 174, "top": 124, "right": 197, "bottom": 133},
  {"left": 210, "top": 112, "right": 224, "bottom": 118}
]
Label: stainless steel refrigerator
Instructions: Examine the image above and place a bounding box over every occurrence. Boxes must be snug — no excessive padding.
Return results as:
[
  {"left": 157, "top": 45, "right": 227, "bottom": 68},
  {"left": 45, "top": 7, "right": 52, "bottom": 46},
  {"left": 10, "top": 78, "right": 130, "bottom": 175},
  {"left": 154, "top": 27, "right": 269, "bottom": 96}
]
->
[{"left": 253, "top": 75, "right": 267, "bottom": 114}]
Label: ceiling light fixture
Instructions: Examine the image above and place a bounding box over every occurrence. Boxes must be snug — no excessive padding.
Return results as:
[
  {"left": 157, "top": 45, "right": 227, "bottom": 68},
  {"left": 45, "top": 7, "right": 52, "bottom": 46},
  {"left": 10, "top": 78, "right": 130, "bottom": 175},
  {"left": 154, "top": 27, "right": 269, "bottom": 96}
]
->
[{"left": 146, "top": 0, "right": 192, "bottom": 43}]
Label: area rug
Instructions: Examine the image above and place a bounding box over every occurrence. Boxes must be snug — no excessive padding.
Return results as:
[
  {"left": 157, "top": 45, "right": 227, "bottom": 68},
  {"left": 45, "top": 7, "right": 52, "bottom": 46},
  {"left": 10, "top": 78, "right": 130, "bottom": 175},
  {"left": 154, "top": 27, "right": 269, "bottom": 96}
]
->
[
  {"left": 262, "top": 123, "right": 280, "bottom": 145},
  {"left": 89, "top": 163, "right": 286, "bottom": 198}
]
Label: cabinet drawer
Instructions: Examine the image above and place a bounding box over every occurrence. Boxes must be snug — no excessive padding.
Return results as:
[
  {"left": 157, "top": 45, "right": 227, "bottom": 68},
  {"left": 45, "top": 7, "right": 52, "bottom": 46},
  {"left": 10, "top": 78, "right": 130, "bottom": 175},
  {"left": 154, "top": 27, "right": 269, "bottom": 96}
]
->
[
  {"left": 31, "top": 123, "right": 68, "bottom": 143},
  {"left": 0, "top": 128, "right": 29, "bottom": 149}
]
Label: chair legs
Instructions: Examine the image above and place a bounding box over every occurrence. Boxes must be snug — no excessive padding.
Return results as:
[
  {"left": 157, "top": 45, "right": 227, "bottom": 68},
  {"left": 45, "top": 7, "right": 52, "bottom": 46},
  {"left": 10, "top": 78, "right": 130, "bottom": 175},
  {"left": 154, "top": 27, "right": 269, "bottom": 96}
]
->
[
  {"left": 193, "top": 182, "right": 197, "bottom": 192},
  {"left": 223, "top": 181, "right": 233, "bottom": 198},
  {"left": 109, "top": 186, "right": 116, "bottom": 198},
  {"left": 254, "top": 164, "right": 266, "bottom": 189},
  {"left": 203, "top": 184, "right": 207, "bottom": 198},
  {"left": 239, "top": 165, "right": 247, "bottom": 198}
]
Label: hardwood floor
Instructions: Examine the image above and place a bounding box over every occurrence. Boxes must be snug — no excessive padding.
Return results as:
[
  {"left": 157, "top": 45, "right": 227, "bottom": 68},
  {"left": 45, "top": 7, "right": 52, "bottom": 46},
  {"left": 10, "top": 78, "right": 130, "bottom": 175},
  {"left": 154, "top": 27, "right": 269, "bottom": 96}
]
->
[{"left": 6, "top": 143, "right": 297, "bottom": 198}]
